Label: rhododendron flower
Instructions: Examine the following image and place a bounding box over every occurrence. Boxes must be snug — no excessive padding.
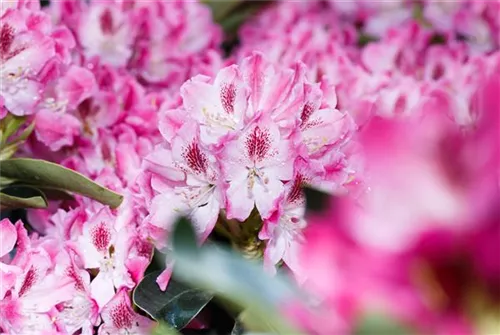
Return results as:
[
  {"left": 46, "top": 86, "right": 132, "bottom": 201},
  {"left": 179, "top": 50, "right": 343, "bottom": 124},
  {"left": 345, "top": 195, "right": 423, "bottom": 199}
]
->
[
  {"left": 146, "top": 121, "right": 224, "bottom": 241},
  {"left": 1, "top": 6, "right": 57, "bottom": 116},
  {"left": 0, "top": 219, "right": 21, "bottom": 300},
  {"left": 295, "top": 69, "right": 499, "bottom": 334},
  {"left": 98, "top": 288, "right": 153, "bottom": 335},
  {"left": 139, "top": 52, "right": 356, "bottom": 290},
  {"left": 237, "top": 2, "right": 359, "bottom": 72},
  {"left": 79, "top": 3, "right": 133, "bottom": 67},
  {"left": 424, "top": 0, "right": 499, "bottom": 52},
  {"left": 142, "top": 52, "right": 355, "bottom": 227},
  {"left": 76, "top": 206, "right": 136, "bottom": 309},
  {"left": 49, "top": 0, "right": 223, "bottom": 92},
  {"left": 296, "top": 80, "right": 355, "bottom": 164},
  {"left": 38, "top": 64, "right": 160, "bottom": 190},
  {"left": 53, "top": 253, "right": 98, "bottom": 335},
  {"left": 0, "top": 221, "right": 76, "bottom": 334},
  {"left": 222, "top": 118, "right": 295, "bottom": 221},
  {"left": 32, "top": 62, "right": 97, "bottom": 151},
  {"left": 180, "top": 66, "right": 248, "bottom": 145},
  {"left": 2, "top": 1, "right": 498, "bottom": 334},
  {"left": 259, "top": 171, "right": 307, "bottom": 274}
]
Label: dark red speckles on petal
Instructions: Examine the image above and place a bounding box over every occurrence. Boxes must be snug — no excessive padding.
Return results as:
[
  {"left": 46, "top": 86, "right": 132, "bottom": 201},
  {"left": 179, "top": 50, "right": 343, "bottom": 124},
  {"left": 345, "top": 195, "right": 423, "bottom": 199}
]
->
[
  {"left": 220, "top": 83, "right": 236, "bottom": 114},
  {"left": 287, "top": 173, "right": 306, "bottom": 204},
  {"left": 300, "top": 102, "right": 315, "bottom": 125},
  {"left": 245, "top": 126, "right": 271, "bottom": 162},
  {"left": 111, "top": 300, "right": 134, "bottom": 330},
  {"left": 18, "top": 267, "right": 37, "bottom": 297},
  {"left": 182, "top": 141, "right": 208, "bottom": 174},
  {"left": 100, "top": 8, "right": 114, "bottom": 35},
  {"left": 135, "top": 239, "right": 153, "bottom": 258},
  {"left": 0, "top": 24, "right": 15, "bottom": 56},
  {"left": 66, "top": 266, "right": 85, "bottom": 292},
  {"left": 91, "top": 222, "right": 112, "bottom": 252}
]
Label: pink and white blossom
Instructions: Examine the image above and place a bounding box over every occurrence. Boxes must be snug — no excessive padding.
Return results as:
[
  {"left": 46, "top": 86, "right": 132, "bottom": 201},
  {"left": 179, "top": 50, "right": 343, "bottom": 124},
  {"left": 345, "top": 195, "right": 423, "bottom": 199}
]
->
[
  {"left": 98, "top": 288, "right": 153, "bottom": 335},
  {"left": 221, "top": 118, "right": 295, "bottom": 221}
]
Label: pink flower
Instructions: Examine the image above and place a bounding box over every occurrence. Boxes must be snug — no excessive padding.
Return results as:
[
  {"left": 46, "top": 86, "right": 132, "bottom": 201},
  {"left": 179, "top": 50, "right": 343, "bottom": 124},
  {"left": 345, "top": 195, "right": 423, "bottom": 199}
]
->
[
  {"left": 78, "top": 3, "right": 133, "bottom": 67},
  {"left": 34, "top": 109, "right": 81, "bottom": 151},
  {"left": 145, "top": 121, "right": 223, "bottom": 241},
  {"left": 294, "top": 69, "right": 499, "bottom": 334},
  {"left": 76, "top": 206, "right": 135, "bottom": 309},
  {"left": 32, "top": 63, "right": 97, "bottom": 151},
  {"left": 0, "top": 222, "right": 76, "bottom": 334},
  {"left": 53, "top": 252, "right": 99, "bottom": 335},
  {"left": 55, "top": 0, "right": 222, "bottom": 92},
  {"left": 98, "top": 288, "right": 153, "bottom": 335},
  {"left": 127, "top": 0, "right": 222, "bottom": 89},
  {"left": 139, "top": 53, "right": 356, "bottom": 272},
  {"left": 222, "top": 117, "right": 295, "bottom": 221},
  {"left": 0, "top": 7, "right": 56, "bottom": 116},
  {"left": 259, "top": 171, "right": 307, "bottom": 274},
  {"left": 0, "top": 219, "right": 21, "bottom": 301},
  {"left": 238, "top": 2, "right": 358, "bottom": 79},
  {"left": 180, "top": 66, "right": 248, "bottom": 146},
  {"left": 423, "top": 0, "right": 498, "bottom": 52},
  {"left": 296, "top": 79, "right": 356, "bottom": 164}
]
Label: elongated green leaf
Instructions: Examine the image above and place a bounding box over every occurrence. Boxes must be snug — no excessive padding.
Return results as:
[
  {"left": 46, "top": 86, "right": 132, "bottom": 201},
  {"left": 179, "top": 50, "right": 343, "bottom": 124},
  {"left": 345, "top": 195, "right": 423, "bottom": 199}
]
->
[
  {"left": 133, "top": 271, "right": 213, "bottom": 330},
  {"left": 0, "top": 186, "right": 48, "bottom": 210},
  {"left": 11, "top": 121, "right": 35, "bottom": 143},
  {"left": 0, "top": 158, "right": 123, "bottom": 208},
  {"left": 1, "top": 115, "right": 25, "bottom": 144},
  {"left": 170, "top": 220, "right": 304, "bottom": 334},
  {"left": 0, "top": 144, "right": 18, "bottom": 160}
]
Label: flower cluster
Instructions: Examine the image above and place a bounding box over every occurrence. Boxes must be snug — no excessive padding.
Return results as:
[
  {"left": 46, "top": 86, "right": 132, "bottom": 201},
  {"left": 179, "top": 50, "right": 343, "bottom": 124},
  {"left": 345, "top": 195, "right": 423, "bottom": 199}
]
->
[
  {"left": 298, "top": 70, "right": 500, "bottom": 334},
  {"left": 1, "top": 0, "right": 221, "bottom": 333},
  {"left": 1, "top": 0, "right": 95, "bottom": 121},
  {"left": 140, "top": 52, "right": 356, "bottom": 283},
  {"left": 0, "top": 0, "right": 499, "bottom": 334},
  {"left": 0, "top": 205, "right": 153, "bottom": 334},
  {"left": 238, "top": 1, "right": 499, "bottom": 125},
  {"left": 48, "top": 0, "right": 223, "bottom": 92}
]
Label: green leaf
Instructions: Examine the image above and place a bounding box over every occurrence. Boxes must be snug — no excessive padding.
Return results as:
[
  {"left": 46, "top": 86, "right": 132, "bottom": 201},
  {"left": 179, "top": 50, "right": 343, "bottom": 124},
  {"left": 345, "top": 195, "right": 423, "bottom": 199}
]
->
[
  {"left": 133, "top": 271, "right": 213, "bottom": 330},
  {"left": 0, "top": 158, "right": 123, "bottom": 208},
  {"left": 220, "top": 4, "right": 261, "bottom": 35},
  {"left": 354, "top": 312, "right": 415, "bottom": 335},
  {"left": 0, "top": 186, "right": 48, "bottom": 210},
  {"left": 1, "top": 115, "right": 25, "bottom": 145},
  {"left": 202, "top": 0, "right": 242, "bottom": 22},
  {"left": 11, "top": 120, "right": 35, "bottom": 144},
  {"left": 0, "top": 143, "right": 19, "bottom": 160},
  {"left": 151, "top": 322, "right": 181, "bottom": 335},
  {"left": 171, "top": 220, "right": 303, "bottom": 334},
  {"left": 171, "top": 216, "right": 199, "bottom": 258}
]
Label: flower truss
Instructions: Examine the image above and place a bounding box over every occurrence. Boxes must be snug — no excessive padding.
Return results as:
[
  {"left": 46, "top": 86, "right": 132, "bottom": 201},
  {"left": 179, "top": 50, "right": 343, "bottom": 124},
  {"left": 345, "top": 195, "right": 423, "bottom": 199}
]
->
[
  {"left": 0, "top": 0, "right": 499, "bottom": 334},
  {"left": 139, "top": 52, "right": 356, "bottom": 287}
]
